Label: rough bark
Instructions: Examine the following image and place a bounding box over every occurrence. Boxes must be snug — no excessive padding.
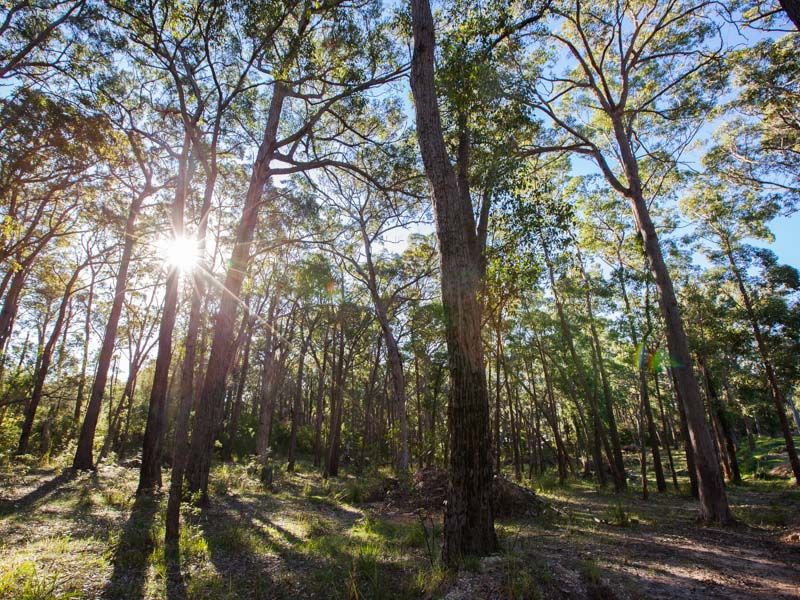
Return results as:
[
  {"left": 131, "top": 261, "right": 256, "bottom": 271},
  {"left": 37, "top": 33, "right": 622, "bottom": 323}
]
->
[{"left": 410, "top": 0, "right": 497, "bottom": 564}]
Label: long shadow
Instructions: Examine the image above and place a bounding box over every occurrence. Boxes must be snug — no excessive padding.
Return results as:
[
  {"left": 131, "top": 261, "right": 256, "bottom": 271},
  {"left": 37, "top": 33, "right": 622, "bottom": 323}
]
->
[
  {"left": 0, "top": 469, "right": 76, "bottom": 516},
  {"left": 101, "top": 492, "right": 159, "bottom": 600},
  {"left": 197, "top": 501, "right": 281, "bottom": 600},
  {"left": 165, "top": 544, "right": 188, "bottom": 600}
]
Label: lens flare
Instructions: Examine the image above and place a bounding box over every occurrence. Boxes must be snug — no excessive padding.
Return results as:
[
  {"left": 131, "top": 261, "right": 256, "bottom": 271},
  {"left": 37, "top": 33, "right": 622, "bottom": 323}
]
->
[{"left": 156, "top": 235, "right": 200, "bottom": 272}]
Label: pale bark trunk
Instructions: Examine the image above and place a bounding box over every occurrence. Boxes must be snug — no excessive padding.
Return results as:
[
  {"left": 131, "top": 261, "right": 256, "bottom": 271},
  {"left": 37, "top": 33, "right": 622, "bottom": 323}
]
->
[{"left": 610, "top": 115, "right": 730, "bottom": 523}]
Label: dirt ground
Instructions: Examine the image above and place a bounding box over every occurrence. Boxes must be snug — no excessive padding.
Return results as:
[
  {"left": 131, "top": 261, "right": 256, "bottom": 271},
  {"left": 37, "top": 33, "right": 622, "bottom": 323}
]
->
[{"left": 0, "top": 461, "right": 798, "bottom": 599}]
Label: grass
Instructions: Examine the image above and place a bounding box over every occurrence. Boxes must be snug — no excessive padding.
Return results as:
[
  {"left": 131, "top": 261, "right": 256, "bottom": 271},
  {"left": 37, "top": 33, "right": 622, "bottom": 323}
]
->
[
  {"left": 1, "top": 447, "right": 799, "bottom": 599},
  {"left": 737, "top": 435, "right": 800, "bottom": 481}
]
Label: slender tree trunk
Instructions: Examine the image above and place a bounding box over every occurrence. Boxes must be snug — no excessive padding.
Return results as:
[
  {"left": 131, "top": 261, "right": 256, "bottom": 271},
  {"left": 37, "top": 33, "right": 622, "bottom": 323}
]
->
[
  {"left": 222, "top": 321, "right": 253, "bottom": 462},
  {"left": 577, "top": 249, "right": 626, "bottom": 490},
  {"left": 725, "top": 244, "right": 800, "bottom": 485},
  {"left": 543, "top": 241, "right": 612, "bottom": 486},
  {"left": 74, "top": 265, "right": 97, "bottom": 422},
  {"left": 137, "top": 133, "right": 191, "bottom": 494},
  {"left": 612, "top": 116, "right": 730, "bottom": 522},
  {"left": 494, "top": 327, "right": 502, "bottom": 474},
  {"left": 359, "top": 225, "right": 410, "bottom": 472},
  {"left": 654, "top": 369, "right": 679, "bottom": 490},
  {"left": 670, "top": 366, "right": 699, "bottom": 498},
  {"left": 186, "top": 86, "right": 287, "bottom": 498},
  {"left": 698, "top": 354, "right": 742, "bottom": 484},
  {"left": 17, "top": 263, "right": 86, "bottom": 454},
  {"left": 288, "top": 321, "right": 312, "bottom": 472},
  {"left": 313, "top": 334, "right": 330, "bottom": 468},
  {"left": 73, "top": 190, "right": 147, "bottom": 470},
  {"left": 324, "top": 324, "right": 346, "bottom": 478}
]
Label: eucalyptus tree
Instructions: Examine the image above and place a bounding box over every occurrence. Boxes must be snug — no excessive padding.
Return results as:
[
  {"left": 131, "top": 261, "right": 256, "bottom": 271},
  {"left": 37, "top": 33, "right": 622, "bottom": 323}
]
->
[
  {"left": 409, "top": 0, "right": 552, "bottom": 563},
  {"left": 17, "top": 239, "right": 104, "bottom": 454},
  {"left": 0, "top": 0, "right": 89, "bottom": 81},
  {"left": 310, "top": 169, "right": 431, "bottom": 472},
  {"left": 516, "top": 0, "right": 731, "bottom": 523},
  {"left": 0, "top": 90, "right": 108, "bottom": 380},
  {"left": 683, "top": 181, "right": 800, "bottom": 484},
  {"left": 707, "top": 34, "right": 799, "bottom": 202},
  {"left": 72, "top": 111, "right": 163, "bottom": 470},
  {"left": 186, "top": 0, "right": 406, "bottom": 501}
]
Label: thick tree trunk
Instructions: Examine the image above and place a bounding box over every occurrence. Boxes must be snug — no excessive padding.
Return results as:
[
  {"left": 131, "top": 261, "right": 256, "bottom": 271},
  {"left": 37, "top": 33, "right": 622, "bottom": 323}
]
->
[
  {"left": 0, "top": 268, "right": 28, "bottom": 366},
  {"left": 410, "top": 0, "right": 497, "bottom": 564},
  {"left": 780, "top": 0, "right": 800, "bottom": 29},
  {"left": 73, "top": 190, "right": 146, "bottom": 470}
]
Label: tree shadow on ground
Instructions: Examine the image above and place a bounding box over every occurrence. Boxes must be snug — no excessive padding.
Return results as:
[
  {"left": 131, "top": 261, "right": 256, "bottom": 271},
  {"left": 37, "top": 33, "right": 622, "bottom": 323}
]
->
[
  {"left": 0, "top": 469, "right": 76, "bottom": 516},
  {"left": 164, "top": 543, "right": 188, "bottom": 600},
  {"left": 101, "top": 492, "right": 158, "bottom": 600}
]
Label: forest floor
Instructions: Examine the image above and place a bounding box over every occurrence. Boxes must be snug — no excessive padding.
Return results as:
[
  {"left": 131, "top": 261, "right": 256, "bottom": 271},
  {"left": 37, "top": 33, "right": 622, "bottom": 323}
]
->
[{"left": 0, "top": 447, "right": 798, "bottom": 599}]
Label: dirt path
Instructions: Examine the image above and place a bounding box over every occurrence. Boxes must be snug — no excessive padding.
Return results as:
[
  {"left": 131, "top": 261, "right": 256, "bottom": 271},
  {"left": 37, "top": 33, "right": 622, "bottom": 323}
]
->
[{"left": 441, "top": 485, "right": 800, "bottom": 599}]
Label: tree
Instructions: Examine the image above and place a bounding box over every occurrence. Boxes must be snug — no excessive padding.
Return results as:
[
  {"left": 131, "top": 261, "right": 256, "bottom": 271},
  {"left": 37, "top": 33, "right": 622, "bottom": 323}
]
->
[
  {"left": 683, "top": 181, "right": 800, "bottom": 484},
  {"left": 518, "top": 0, "right": 731, "bottom": 523},
  {"left": 409, "top": 0, "right": 498, "bottom": 563}
]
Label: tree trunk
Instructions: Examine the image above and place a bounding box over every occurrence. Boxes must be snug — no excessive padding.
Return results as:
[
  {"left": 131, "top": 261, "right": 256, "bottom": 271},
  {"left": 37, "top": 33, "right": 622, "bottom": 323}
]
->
[
  {"left": 137, "top": 132, "right": 191, "bottom": 494},
  {"left": 698, "top": 354, "right": 742, "bottom": 484},
  {"left": 577, "top": 249, "right": 627, "bottom": 490},
  {"left": 725, "top": 244, "right": 800, "bottom": 485},
  {"left": 410, "top": 0, "right": 497, "bottom": 564},
  {"left": 543, "top": 240, "right": 612, "bottom": 487},
  {"left": 313, "top": 334, "right": 330, "bottom": 468},
  {"left": 612, "top": 114, "right": 730, "bottom": 522},
  {"left": 780, "top": 0, "right": 800, "bottom": 30},
  {"left": 360, "top": 224, "right": 409, "bottom": 472},
  {"left": 324, "top": 324, "right": 346, "bottom": 478},
  {"left": 186, "top": 85, "right": 287, "bottom": 498},
  {"left": 73, "top": 189, "right": 146, "bottom": 470},
  {"left": 288, "top": 321, "right": 312, "bottom": 472},
  {"left": 74, "top": 264, "right": 97, "bottom": 422},
  {"left": 17, "top": 263, "right": 86, "bottom": 454}
]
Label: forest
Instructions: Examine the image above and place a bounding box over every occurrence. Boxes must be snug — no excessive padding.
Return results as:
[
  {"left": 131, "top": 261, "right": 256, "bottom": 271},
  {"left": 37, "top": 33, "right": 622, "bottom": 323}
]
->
[{"left": 0, "top": 0, "right": 799, "bottom": 598}]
